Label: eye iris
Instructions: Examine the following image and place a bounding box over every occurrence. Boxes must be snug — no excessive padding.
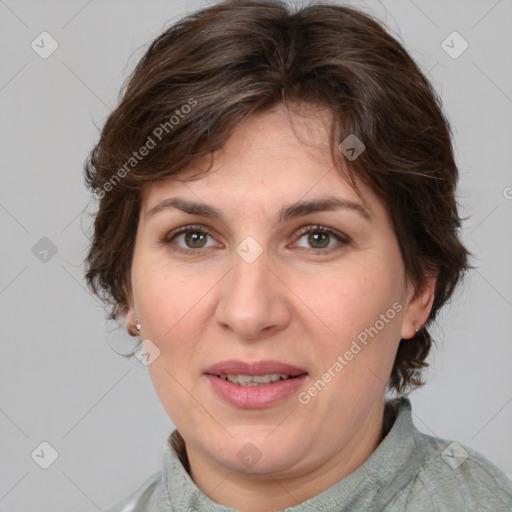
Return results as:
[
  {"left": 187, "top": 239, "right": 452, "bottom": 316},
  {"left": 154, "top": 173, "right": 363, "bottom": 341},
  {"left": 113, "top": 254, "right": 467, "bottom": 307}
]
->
[
  {"left": 185, "top": 232, "right": 206, "bottom": 248},
  {"left": 308, "top": 231, "right": 329, "bottom": 249}
]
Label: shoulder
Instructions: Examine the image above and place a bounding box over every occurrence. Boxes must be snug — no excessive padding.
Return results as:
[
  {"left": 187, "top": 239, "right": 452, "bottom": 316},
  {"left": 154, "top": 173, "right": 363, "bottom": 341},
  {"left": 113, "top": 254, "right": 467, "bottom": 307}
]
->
[
  {"left": 104, "top": 471, "right": 169, "bottom": 512},
  {"left": 404, "top": 431, "right": 512, "bottom": 511}
]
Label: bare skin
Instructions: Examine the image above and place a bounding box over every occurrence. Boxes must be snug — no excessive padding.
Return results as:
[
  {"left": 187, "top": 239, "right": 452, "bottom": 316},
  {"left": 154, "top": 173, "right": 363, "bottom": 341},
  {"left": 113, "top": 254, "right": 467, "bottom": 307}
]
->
[{"left": 126, "top": 103, "right": 435, "bottom": 511}]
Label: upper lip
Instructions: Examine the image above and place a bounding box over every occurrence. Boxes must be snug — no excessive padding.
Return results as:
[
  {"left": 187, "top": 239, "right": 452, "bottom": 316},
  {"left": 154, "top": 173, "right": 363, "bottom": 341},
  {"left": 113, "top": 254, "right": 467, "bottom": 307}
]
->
[{"left": 204, "top": 359, "right": 308, "bottom": 377}]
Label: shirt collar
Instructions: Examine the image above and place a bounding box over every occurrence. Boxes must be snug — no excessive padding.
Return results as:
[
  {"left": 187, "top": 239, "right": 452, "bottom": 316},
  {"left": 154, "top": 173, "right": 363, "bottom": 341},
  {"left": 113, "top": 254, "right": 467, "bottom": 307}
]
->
[{"left": 160, "top": 397, "right": 427, "bottom": 511}]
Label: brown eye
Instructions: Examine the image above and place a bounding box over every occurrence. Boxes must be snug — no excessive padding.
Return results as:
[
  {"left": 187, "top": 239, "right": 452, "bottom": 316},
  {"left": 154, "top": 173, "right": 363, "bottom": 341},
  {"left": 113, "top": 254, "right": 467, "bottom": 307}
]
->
[
  {"left": 307, "top": 231, "right": 330, "bottom": 249},
  {"left": 164, "top": 225, "right": 218, "bottom": 253},
  {"left": 183, "top": 231, "right": 208, "bottom": 248},
  {"left": 294, "top": 225, "right": 349, "bottom": 253}
]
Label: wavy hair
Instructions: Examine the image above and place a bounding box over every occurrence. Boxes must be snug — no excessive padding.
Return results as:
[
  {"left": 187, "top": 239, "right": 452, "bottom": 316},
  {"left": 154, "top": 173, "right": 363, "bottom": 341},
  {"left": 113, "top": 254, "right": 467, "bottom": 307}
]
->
[{"left": 84, "top": 0, "right": 471, "bottom": 394}]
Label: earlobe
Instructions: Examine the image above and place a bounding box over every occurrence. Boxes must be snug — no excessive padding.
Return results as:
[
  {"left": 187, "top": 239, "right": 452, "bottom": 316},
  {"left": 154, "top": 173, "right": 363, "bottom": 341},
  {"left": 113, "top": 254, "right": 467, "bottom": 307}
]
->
[
  {"left": 400, "top": 275, "right": 436, "bottom": 340},
  {"left": 125, "top": 307, "right": 140, "bottom": 336},
  {"left": 124, "top": 283, "right": 140, "bottom": 336}
]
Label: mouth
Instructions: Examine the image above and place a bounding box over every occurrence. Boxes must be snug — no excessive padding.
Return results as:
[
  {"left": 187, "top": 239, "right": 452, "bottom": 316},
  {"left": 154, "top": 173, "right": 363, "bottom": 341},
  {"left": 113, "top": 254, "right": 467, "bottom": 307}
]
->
[
  {"left": 205, "top": 359, "right": 307, "bottom": 380},
  {"left": 216, "top": 373, "right": 300, "bottom": 386},
  {"left": 204, "top": 359, "right": 308, "bottom": 408}
]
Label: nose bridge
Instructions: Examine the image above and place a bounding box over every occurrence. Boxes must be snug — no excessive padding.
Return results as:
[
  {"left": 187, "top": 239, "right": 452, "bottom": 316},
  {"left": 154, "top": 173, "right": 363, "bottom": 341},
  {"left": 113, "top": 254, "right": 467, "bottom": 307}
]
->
[{"left": 215, "top": 239, "right": 291, "bottom": 339}]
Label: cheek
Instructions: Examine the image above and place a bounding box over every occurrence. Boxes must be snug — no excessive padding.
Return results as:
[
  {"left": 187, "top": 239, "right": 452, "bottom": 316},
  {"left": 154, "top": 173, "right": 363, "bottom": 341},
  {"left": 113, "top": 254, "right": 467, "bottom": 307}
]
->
[
  {"left": 136, "top": 275, "right": 197, "bottom": 345},
  {"left": 290, "top": 260, "right": 405, "bottom": 396},
  {"left": 293, "top": 258, "right": 403, "bottom": 339},
  {"left": 132, "top": 263, "right": 220, "bottom": 369},
  {"left": 135, "top": 269, "right": 209, "bottom": 420}
]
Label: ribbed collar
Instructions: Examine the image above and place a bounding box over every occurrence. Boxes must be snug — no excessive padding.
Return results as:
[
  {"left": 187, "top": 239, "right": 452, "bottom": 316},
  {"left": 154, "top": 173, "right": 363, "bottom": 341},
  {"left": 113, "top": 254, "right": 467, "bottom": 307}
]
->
[{"left": 160, "top": 397, "right": 426, "bottom": 511}]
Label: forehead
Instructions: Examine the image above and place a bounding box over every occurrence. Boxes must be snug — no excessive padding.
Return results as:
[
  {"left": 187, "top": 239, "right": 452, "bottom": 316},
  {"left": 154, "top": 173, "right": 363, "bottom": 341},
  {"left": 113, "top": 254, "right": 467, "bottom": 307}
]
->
[{"left": 142, "top": 103, "right": 381, "bottom": 219}]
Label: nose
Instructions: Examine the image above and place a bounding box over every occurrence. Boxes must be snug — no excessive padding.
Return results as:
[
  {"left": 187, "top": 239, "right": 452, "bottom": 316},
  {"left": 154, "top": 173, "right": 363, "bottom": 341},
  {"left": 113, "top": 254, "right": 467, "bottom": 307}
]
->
[{"left": 214, "top": 248, "right": 292, "bottom": 340}]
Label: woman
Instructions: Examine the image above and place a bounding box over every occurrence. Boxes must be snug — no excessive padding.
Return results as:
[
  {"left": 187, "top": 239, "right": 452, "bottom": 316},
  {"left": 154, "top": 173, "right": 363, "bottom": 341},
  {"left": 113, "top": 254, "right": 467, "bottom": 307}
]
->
[{"left": 84, "top": 1, "right": 512, "bottom": 510}]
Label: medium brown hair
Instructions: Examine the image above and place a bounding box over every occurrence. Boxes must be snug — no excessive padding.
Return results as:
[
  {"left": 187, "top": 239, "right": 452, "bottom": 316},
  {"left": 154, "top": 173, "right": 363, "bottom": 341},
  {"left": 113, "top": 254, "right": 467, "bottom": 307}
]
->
[{"left": 84, "top": 0, "right": 471, "bottom": 394}]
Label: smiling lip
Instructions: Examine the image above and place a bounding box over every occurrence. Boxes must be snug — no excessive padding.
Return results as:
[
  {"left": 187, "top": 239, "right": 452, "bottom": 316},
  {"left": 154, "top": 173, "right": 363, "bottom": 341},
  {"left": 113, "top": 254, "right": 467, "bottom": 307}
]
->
[
  {"left": 204, "top": 359, "right": 307, "bottom": 377},
  {"left": 204, "top": 359, "right": 308, "bottom": 408}
]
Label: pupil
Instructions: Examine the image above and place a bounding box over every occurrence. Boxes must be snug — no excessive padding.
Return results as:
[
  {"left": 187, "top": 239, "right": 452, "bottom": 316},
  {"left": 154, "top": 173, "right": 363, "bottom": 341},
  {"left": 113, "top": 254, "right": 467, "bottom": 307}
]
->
[
  {"left": 309, "top": 232, "right": 329, "bottom": 248},
  {"left": 186, "top": 232, "right": 206, "bottom": 248}
]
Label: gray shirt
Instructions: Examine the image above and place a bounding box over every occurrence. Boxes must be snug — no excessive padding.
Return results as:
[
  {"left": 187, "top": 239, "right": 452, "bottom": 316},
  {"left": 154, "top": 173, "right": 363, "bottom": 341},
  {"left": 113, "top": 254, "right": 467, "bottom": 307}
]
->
[{"left": 106, "top": 397, "right": 512, "bottom": 511}]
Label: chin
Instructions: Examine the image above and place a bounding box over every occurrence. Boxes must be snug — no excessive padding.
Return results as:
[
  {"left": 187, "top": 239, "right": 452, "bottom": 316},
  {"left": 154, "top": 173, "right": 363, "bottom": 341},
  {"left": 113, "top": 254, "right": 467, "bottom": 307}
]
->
[{"left": 212, "top": 432, "right": 308, "bottom": 477}]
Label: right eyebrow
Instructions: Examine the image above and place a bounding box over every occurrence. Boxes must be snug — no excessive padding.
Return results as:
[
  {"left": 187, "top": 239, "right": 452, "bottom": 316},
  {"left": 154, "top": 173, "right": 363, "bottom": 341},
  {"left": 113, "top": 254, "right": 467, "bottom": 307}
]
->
[{"left": 147, "top": 198, "right": 225, "bottom": 221}]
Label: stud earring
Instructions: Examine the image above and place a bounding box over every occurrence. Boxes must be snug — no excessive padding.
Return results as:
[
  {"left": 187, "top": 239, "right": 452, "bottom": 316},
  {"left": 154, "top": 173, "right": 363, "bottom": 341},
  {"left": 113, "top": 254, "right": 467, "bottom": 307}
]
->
[{"left": 136, "top": 322, "right": 141, "bottom": 331}]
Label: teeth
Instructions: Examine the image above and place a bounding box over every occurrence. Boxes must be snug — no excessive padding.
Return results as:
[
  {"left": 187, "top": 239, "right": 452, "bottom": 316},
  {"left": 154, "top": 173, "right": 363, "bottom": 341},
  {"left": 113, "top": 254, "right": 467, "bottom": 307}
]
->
[{"left": 220, "top": 374, "right": 291, "bottom": 386}]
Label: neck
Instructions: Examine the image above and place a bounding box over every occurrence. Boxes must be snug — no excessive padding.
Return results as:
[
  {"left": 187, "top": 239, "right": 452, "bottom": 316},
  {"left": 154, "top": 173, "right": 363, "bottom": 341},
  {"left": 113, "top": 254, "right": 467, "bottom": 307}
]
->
[{"left": 183, "top": 399, "right": 389, "bottom": 512}]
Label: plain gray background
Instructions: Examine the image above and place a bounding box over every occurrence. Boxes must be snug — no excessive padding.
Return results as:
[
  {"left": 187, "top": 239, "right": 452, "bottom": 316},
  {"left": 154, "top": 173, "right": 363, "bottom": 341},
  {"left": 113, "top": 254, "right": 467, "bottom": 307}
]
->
[{"left": 0, "top": 0, "right": 511, "bottom": 510}]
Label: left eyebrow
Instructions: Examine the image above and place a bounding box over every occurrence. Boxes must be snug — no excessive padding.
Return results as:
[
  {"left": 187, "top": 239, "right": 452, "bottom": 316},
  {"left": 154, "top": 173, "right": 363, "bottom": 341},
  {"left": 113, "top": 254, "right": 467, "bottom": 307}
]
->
[
  {"left": 279, "top": 197, "right": 372, "bottom": 222},
  {"left": 147, "top": 196, "right": 372, "bottom": 222}
]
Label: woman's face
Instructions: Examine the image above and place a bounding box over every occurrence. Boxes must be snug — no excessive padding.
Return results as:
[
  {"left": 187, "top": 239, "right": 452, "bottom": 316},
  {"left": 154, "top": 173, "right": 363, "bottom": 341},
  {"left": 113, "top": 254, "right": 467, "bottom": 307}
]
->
[{"left": 127, "top": 103, "right": 432, "bottom": 497}]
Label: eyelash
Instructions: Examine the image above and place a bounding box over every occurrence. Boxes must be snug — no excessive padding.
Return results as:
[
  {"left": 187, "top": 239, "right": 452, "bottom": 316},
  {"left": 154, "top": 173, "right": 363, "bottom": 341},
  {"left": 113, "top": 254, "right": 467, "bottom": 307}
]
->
[{"left": 161, "top": 224, "right": 350, "bottom": 256}]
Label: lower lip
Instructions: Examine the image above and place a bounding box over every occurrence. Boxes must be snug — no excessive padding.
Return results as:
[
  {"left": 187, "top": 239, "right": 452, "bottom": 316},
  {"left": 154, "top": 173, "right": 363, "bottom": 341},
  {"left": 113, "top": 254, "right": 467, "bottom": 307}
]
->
[{"left": 205, "top": 374, "right": 307, "bottom": 408}]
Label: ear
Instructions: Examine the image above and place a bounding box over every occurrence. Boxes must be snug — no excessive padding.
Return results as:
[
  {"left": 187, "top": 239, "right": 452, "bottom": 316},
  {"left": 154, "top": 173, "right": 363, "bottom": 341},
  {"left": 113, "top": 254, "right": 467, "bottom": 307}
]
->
[
  {"left": 125, "top": 289, "right": 139, "bottom": 337},
  {"left": 400, "top": 275, "right": 436, "bottom": 340}
]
